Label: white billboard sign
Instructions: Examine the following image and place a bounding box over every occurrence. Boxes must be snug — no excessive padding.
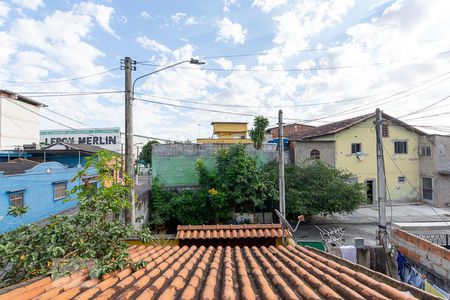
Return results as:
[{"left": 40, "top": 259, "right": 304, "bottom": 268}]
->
[{"left": 40, "top": 127, "right": 121, "bottom": 152}]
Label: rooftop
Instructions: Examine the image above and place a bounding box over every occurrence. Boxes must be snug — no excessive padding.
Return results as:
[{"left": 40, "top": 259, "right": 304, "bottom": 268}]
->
[
  {"left": 0, "top": 244, "right": 427, "bottom": 300},
  {"left": 0, "top": 90, "right": 46, "bottom": 107},
  {"left": 291, "top": 112, "right": 426, "bottom": 140},
  {"left": 0, "top": 158, "right": 39, "bottom": 175},
  {"left": 177, "top": 224, "right": 291, "bottom": 240}
]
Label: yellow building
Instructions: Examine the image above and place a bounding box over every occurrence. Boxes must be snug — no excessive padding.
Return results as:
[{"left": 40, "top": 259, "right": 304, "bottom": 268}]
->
[
  {"left": 197, "top": 122, "right": 252, "bottom": 144},
  {"left": 292, "top": 112, "right": 426, "bottom": 203}
]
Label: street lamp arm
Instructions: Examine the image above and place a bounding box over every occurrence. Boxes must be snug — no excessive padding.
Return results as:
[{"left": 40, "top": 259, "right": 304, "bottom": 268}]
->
[{"left": 132, "top": 60, "right": 190, "bottom": 93}]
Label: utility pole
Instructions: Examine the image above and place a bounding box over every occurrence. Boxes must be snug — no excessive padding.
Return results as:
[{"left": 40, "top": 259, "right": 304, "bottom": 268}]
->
[
  {"left": 375, "top": 108, "right": 387, "bottom": 247},
  {"left": 278, "top": 109, "right": 286, "bottom": 245},
  {"left": 122, "top": 57, "right": 135, "bottom": 228}
]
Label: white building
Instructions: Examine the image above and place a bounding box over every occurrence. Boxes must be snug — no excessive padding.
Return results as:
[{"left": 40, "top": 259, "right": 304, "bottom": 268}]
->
[{"left": 0, "top": 90, "right": 45, "bottom": 150}]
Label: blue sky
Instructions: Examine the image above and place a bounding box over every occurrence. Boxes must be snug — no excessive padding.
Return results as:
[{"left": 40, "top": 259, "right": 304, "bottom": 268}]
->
[{"left": 1, "top": 0, "right": 450, "bottom": 141}]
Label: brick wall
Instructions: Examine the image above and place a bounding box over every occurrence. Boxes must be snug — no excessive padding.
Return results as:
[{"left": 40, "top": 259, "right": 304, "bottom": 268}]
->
[{"left": 392, "top": 228, "right": 450, "bottom": 284}]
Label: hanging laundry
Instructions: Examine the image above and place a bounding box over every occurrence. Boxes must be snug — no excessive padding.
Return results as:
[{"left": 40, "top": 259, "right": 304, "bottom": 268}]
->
[
  {"left": 397, "top": 250, "right": 406, "bottom": 281},
  {"left": 406, "top": 267, "right": 424, "bottom": 289},
  {"left": 425, "top": 281, "right": 449, "bottom": 299},
  {"left": 340, "top": 245, "right": 357, "bottom": 263}
]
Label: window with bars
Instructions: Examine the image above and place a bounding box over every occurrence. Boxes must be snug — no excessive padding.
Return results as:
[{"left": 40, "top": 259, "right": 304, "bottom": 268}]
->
[
  {"left": 382, "top": 124, "right": 389, "bottom": 137},
  {"left": 54, "top": 182, "right": 68, "bottom": 200},
  {"left": 9, "top": 192, "right": 24, "bottom": 208},
  {"left": 351, "top": 143, "right": 362, "bottom": 154},
  {"left": 310, "top": 149, "right": 320, "bottom": 159},
  {"left": 394, "top": 141, "right": 408, "bottom": 154},
  {"left": 419, "top": 146, "right": 432, "bottom": 156}
]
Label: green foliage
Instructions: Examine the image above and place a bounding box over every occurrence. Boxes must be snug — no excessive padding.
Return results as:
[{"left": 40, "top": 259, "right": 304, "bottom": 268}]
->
[
  {"left": 249, "top": 116, "right": 269, "bottom": 150},
  {"left": 7, "top": 205, "right": 28, "bottom": 217},
  {"left": 216, "top": 144, "right": 267, "bottom": 212},
  {"left": 264, "top": 160, "right": 366, "bottom": 216},
  {"left": 0, "top": 150, "right": 148, "bottom": 288},
  {"left": 149, "top": 178, "right": 172, "bottom": 226},
  {"left": 172, "top": 190, "right": 209, "bottom": 225},
  {"left": 139, "top": 140, "right": 160, "bottom": 166}
]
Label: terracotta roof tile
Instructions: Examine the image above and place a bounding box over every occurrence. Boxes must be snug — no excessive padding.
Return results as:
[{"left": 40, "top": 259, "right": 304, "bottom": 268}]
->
[
  {"left": 176, "top": 224, "right": 291, "bottom": 240},
  {"left": 0, "top": 244, "right": 432, "bottom": 300}
]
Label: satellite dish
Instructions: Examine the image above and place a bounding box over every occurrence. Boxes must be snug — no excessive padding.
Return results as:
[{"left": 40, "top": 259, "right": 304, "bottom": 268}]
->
[{"left": 274, "top": 209, "right": 302, "bottom": 233}]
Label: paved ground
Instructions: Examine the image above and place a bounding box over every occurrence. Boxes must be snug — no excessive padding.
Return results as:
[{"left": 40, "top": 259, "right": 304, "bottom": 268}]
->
[{"left": 293, "top": 202, "right": 450, "bottom": 246}]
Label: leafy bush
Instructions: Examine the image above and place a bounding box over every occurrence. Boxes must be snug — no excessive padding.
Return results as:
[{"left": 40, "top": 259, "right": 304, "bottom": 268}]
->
[
  {"left": 148, "top": 178, "right": 173, "bottom": 226},
  {"left": 264, "top": 159, "right": 366, "bottom": 216},
  {"left": 0, "top": 150, "right": 146, "bottom": 288}
]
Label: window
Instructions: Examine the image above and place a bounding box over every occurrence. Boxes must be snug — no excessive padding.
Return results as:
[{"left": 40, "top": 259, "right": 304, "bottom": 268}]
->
[
  {"left": 422, "top": 177, "right": 433, "bottom": 200},
  {"left": 394, "top": 141, "right": 408, "bottom": 154},
  {"left": 382, "top": 124, "right": 389, "bottom": 137},
  {"left": 54, "top": 182, "right": 67, "bottom": 200},
  {"left": 398, "top": 176, "right": 405, "bottom": 183},
  {"left": 419, "top": 146, "right": 431, "bottom": 156},
  {"left": 9, "top": 192, "right": 24, "bottom": 208},
  {"left": 310, "top": 149, "right": 320, "bottom": 159},
  {"left": 351, "top": 143, "right": 362, "bottom": 154}
]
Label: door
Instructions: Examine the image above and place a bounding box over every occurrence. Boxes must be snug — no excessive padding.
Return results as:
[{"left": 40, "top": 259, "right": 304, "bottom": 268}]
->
[
  {"left": 365, "top": 180, "right": 374, "bottom": 205},
  {"left": 422, "top": 177, "right": 433, "bottom": 201}
]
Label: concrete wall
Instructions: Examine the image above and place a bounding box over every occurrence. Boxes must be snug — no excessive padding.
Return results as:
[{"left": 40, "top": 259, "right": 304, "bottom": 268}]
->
[
  {"left": 152, "top": 144, "right": 278, "bottom": 187},
  {"left": 0, "top": 162, "right": 97, "bottom": 233},
  {"left": 0, "top": 96, "right": 40, "bottom": 150},
  {"left": 419, "top": 135, "right": 450, "bottom": 207},
  {"left": 294, "top": 141, "right": 335, "bottom": 166},
  {"left": 393, "top": 228, "right": 450, "bottom": 290}
]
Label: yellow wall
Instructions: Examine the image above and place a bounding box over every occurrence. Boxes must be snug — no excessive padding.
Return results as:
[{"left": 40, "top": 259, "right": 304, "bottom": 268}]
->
[
  {"left": 196, "top": 138, "right": 252, "bottom": 144},
  {"left": 212, "top": 122, "right": 248, "bottom": 136},
  {"left": 323, "top": 117, "right": 420, "bottom": 201}
]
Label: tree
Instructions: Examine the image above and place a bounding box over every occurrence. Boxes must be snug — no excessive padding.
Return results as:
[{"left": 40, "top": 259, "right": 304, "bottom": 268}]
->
[
  {"left": 139, "top": 140, "right": 160, "bottom": 167},
  {"left": 0, "top": 150, "right": 146, "bottom": 288},
  {"left": 216, "top": 144, "right": 266, "bottom": 213},
  {"left": 264, "top": 160, "right": 366, "bottom": 216},
  {"left": 249, "top": 116, "right": 269, "bottom": 150}
]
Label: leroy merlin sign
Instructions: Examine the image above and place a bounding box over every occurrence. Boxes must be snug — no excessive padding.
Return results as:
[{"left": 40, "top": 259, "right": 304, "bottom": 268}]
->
[{"left": 40, "top": 127, "right": 121, "bottom": 152}]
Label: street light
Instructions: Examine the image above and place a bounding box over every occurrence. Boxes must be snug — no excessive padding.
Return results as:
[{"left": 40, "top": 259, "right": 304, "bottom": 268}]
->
[
  {"left": 132, "top": 58, "right": 206, "bottom": 99},
  {"left": 126, "top": 58, "right": 205, "bottom": 229}
]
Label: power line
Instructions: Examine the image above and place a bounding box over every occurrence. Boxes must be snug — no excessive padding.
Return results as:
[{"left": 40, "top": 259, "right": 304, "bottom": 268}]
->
[
  {"left": 136, "top": 49, "right": 450, "bottom": 72},
  {"left": 397, "top": 95, "right": 450, "bottom": 119},
  {"left": 18, "top": 91, "right": 124, "bottom": 98},
  {"left": 134, "top": 97, "right": 303, "bottom": 121},
  {"left": 382, "top": 145, "right": 450, "bottom": 226},
  {"left": 0, "top": 68, "right": 120, "bottom": 84}
]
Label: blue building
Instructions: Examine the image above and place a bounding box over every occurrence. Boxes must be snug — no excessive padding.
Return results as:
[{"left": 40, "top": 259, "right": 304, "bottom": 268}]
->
[{"left": 0, "top": 158, "right": 98, "bottom": 234}]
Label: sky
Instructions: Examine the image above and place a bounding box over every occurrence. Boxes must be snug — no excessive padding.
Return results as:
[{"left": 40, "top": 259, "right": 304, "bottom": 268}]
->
[{"left": 1, "top": 0, "right": 450, "bottom": 141}]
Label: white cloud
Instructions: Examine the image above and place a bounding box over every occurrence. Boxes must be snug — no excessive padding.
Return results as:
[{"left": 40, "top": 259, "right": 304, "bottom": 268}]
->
[
  {"left": 136, "top": 36, "right": 171, "bottom": 54},
  {"left": 216, "top": 17, "right": 247, "bottom": 44},
  {"left": 252, "top": 0, "right": 287, "bottom": 13},
  {"left": 11, "top": 0, "right": 43, "bottom": 11},
  {"left": 0, "top": 1, "right": 10, "bottom": 26},
  {"left": 171, "top": 12, "right": 186, "bottom": 23},
  {"left": 140, "top": 11, "right": 150, "bottom": 19},
  {"left": 214, "top": 58, "right": 233, "bottom": 70},
  {"left": 74, "top": 2, "right": 117, "bottom": 37},
  {"left": 170, "top": 12, "right": 200, "bottom": 26},
  {"left": 223, "top": 0, "right": 238, "bottom": 12}
]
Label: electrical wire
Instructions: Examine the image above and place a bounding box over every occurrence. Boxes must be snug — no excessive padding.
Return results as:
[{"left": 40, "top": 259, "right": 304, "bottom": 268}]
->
[
  {"left": 382, "top": 144, "right": 450, "bottom": 227},
  {"left": 19, "top": 91, "right": 124, "bottom": 98},
  {"left": 0, "top": 68, "right": 120, "bottom": 84},
  {"left": 397, "top": 95, "right": 450, "bottom": 119},
  {"left": 136, "top": 48, "right": 450, "bottom": 72}
]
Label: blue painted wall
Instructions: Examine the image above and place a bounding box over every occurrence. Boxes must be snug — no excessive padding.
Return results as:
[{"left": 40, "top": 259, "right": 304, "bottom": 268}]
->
[{"left": 0, "top": 162, "right": 97, "bottom": 234}]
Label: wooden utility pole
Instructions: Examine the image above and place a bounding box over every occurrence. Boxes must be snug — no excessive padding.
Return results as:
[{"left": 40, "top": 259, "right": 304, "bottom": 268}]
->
[
  {"left": 123, "top": 57, "right": 135, "bottom": 227},
  {"left": 375, "top": 108, "right": 387, "bottom": 246},
  {"left": 278, "top": 110, "right": 286, "bottom": 244}
]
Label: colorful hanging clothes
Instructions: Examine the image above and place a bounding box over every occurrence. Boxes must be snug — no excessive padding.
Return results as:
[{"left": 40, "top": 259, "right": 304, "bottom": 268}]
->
[
  {"left": 406, "top": 267, "right": 424, "bottom": 289},
  {"left": 424, "top": 281, "right": 449, "bottom": 299},
  {"left": 397, "top": 250, "right": 406, "bottom": 281}
]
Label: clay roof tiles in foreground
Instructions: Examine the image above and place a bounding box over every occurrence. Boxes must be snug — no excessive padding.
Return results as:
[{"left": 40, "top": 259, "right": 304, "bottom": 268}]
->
[
  {"left": 0, "top": 244, "right": 423, "bottom": 300},
  {"left": 176, "top": 224, "right": 292, "bottom": 240}
]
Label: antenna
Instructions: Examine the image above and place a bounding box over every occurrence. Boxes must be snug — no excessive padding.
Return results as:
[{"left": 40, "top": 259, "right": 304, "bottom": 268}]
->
[{"left": 274, "top": 209, "right": 303, "bottom": 233}]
